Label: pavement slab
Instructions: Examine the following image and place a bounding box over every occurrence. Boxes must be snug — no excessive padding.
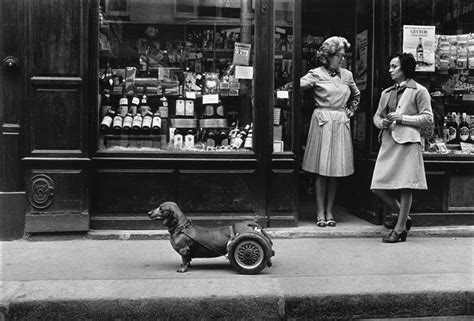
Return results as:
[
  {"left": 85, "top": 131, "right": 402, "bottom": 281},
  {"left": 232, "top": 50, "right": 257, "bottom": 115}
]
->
[{"left": 1, "top": 238, "right": 473, "bottom": 320}]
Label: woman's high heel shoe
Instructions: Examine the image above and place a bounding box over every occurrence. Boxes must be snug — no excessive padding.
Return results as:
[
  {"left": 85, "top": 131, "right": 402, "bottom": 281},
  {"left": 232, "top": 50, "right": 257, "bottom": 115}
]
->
[{"left": 382, "top": 230, "right": 408, "bottom": 243}]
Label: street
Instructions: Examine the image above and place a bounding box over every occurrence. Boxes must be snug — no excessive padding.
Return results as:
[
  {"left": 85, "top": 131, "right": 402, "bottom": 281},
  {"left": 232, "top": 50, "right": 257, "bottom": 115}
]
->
[{"left": 1, "top": 237, "right": 472, "bottom": 319}]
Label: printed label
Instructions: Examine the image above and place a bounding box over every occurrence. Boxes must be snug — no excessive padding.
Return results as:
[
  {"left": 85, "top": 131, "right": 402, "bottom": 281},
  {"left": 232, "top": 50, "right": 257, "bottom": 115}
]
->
[{"left": 176, "top": 99, "right": 185, "bottom": 116}]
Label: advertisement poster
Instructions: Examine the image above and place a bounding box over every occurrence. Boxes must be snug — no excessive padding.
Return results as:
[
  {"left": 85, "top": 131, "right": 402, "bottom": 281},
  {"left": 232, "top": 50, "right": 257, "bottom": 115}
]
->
[
  {"left": 403, "top": 25, "right": 436, "bottom": 72},
  {"left": 232, "top": 42, "right": 251, "bottom": 66},
  {"left": 355, "top": 30, "right": 368, "bottom": 91}
]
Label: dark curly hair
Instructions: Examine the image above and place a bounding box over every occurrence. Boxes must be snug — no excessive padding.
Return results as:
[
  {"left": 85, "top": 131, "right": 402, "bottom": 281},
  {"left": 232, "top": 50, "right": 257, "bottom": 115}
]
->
[{"left": 389, "top": 53, "right": 416, "bottom": 79}]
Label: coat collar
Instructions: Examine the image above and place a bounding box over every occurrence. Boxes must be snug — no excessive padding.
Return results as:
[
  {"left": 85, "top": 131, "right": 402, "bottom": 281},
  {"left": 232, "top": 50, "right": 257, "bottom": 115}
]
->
[{"left": 386, "top": 79, "right": 417, "bottom": 92}]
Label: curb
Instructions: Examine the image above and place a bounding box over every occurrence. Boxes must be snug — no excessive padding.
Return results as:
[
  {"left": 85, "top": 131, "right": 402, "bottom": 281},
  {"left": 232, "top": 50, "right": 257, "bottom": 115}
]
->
[{"left": 2, "top": 290, "right": 472, "bottom": 320}]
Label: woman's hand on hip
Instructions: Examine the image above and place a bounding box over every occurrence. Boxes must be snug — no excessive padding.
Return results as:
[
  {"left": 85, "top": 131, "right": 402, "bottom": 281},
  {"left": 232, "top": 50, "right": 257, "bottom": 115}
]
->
[{"left": 345, "top": 108, "right": 355, "bottom": 118}]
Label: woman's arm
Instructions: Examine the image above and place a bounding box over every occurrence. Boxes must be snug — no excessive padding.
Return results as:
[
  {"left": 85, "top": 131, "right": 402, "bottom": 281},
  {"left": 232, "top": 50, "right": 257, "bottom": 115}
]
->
[
  {"left": 278, "top": 71, "right": 317, "bottom": 92},
  {"left": 346, "top": 71, "right": 361, "bottom": 117},
  {"left": 373, "top": 92, "right": 388, "bottom": 129},
  {"left": 399, "top": 88, "right": 434, "bottom": 128}
]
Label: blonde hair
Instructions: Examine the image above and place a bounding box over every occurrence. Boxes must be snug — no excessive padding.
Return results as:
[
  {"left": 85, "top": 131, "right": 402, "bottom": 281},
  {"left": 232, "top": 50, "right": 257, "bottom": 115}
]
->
[{"left": 315, "top": 36, "right": 351, "bottom": 67}]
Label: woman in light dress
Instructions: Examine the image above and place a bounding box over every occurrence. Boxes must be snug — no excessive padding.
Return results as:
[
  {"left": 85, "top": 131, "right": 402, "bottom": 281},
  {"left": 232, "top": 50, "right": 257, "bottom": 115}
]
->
[{"left": 284, "top": 36, "right": 360, "bottom": 227}]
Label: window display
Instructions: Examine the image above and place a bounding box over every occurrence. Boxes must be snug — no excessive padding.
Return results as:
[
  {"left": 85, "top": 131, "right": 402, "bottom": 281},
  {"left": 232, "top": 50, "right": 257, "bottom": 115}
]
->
[
  {"left": 97, "top": 0, "right": 254, "bottom": 153},
  {"left": 402, "top": 0, "right": 474, "bottom": 156}
]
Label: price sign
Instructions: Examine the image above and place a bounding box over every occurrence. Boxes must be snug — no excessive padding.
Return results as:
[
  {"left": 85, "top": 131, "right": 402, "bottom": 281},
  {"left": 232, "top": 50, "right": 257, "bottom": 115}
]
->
[{"left": 233, "top": 42, "right": 251, "bottom": 66}]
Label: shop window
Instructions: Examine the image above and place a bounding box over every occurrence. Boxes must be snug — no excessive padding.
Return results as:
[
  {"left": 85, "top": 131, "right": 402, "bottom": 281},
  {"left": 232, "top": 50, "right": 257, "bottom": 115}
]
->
[
  {"left": 401, "top": 0, "right": 474, "bottom": 157},
  {"left": 97, "top": 0, "right": 255, "bottom": 153}
]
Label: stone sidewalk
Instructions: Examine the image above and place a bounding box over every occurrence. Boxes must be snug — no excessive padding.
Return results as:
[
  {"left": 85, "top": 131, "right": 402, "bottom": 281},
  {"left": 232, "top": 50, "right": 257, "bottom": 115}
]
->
[{"left": 1, "top": 237, "right": 472, "bottom": 320}]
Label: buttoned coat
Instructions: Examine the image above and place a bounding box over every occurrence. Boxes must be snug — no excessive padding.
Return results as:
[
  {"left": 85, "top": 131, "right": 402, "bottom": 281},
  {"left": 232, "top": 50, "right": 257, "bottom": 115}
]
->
[{"left": 373, "top": 79, "right": 433, "bottom": 144}]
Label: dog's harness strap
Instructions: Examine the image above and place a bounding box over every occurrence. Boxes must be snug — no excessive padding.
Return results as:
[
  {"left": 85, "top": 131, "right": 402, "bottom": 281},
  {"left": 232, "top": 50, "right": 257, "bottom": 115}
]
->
[
  {"left": 181, "top": 229, "right": 227, "bottom": 257},
  {"left": 170, "top": 220, "right": 192, "bottom": 235}
]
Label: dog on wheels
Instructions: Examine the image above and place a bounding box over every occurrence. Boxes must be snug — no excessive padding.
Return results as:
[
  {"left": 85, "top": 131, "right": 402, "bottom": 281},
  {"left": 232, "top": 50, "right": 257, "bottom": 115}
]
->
[{"left": 148, "top": 201, "right": 274, "bottom": 274}]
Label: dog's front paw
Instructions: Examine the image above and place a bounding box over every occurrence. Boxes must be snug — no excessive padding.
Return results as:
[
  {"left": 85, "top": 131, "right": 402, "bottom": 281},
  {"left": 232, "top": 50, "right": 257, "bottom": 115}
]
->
[{"left": 177, "top": 266, "right": 187, "bottom": 273}]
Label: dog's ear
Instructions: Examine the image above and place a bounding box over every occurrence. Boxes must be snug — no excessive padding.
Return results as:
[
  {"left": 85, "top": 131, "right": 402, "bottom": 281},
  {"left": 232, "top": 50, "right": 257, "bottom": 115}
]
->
[{"left": 159, "top": 204, "right": 174, "bottom": 218}]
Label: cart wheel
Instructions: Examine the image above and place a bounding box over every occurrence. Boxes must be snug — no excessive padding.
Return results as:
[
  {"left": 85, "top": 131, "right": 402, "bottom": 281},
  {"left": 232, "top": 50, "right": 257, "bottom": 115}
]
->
[{"left": 228, "top": 233, "right": 272, "bottom": 274}]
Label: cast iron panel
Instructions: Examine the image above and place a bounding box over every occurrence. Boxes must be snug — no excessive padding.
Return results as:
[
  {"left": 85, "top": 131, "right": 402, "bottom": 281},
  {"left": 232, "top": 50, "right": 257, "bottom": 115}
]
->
[
  {"left": 92, "top": 169, "right": 176, "bottom": 215},
  {"left": 178, "top": 170, "right": 255, "bottom": 213},
  {"left": 270, "top": 169, "right": 297, "bottom": 212},
  {"left": 27, "top": 0, "right": 83, "bottom": 75},
  {"left": 449, "top": 175, "right": 474, "bottom": 211},
  {"left": 31, "top": 88, "right": 83, "bottom": 153},
  {"left": 26, "top": 169, "right": 88, "bottom": 214},
  {"left": 411, "top": 171, "right": 447, "bottom": 213}
]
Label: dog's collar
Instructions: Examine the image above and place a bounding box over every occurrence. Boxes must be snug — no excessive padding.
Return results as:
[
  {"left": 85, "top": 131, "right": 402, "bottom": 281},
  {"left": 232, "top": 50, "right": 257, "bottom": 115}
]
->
[{"left": 169, "top": 219, "right": 192, "bottom": 234}]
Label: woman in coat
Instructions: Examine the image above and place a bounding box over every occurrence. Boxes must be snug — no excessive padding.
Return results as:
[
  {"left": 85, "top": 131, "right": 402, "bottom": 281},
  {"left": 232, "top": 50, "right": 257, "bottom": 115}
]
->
[
  {"left": 284, "top": 36, "right": 360, "bottom": 227},
  {"left": 371, "top": 53, "right": 433, "bottom": 243}
]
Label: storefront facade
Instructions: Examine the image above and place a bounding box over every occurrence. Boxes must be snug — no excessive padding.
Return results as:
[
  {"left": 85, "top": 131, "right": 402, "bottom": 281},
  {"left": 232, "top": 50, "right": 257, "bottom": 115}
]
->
[{"left": 0, "top": 0, "right": 472, "bottom": 239}]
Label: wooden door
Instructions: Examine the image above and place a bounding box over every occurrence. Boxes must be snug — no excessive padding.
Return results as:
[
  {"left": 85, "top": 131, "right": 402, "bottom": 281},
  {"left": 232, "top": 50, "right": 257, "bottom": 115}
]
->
[
  {"left": 0, "top": 0, "right": 26, "bottom": 239},
  {"left": 23, "top": 0, "right": 91, "bottom": 232}
]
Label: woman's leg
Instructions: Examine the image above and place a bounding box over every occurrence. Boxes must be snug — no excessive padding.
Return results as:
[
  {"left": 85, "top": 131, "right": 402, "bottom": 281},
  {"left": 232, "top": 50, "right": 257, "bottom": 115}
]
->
[
  {"left": 326, "top": 177, "right": 338, "bottom": 220},
  {"left": 394, "top": 189, "right": 412, "bottom": 233},
  {"left": 315, "top": 175, "right": 328, "bottom": 221},
  {"left": 372, "top": 189, "right": 400, "bottom": 213}
]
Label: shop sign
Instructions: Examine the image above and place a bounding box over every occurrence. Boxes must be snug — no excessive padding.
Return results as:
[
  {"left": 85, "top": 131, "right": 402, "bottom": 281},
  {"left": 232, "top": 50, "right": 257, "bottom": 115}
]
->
[
  {"left": 403, "top": 25, "right": 436, "bottom": 72},
  {"left": 233, "top": 42, "right": 251, "bottom": 66}
]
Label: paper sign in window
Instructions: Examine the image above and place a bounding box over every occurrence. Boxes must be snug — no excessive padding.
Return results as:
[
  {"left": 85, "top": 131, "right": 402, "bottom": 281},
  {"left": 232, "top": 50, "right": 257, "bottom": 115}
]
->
[{"left": 235, "top": 66, "right": 254, "bottom": 79}]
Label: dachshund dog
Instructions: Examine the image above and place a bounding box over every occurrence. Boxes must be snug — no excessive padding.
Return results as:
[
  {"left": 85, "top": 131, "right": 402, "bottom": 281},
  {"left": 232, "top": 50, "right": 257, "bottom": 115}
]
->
[{"left": 148, "top": 201, "right": 267, "bottom": 273}]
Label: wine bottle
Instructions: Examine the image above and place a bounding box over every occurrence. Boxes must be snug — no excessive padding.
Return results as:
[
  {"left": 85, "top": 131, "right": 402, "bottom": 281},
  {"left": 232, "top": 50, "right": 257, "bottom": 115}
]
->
[
  {"left": 175, "top": 95, "right": 186, "bottom": 117},
  {"left": 184, "top": 129, "right": 195, "bottom": 149},
  {"left": 229, "top": 122, "right": 240, "bottom": 146},
  {"left": 142, "top": 110, "right": 153, "bottom": 131},
  {"left": 442, "top": 116, "right": 449, "bottom": 143},
  {"left": 185, "top": 99, "right": 195, "bottom": 117},
  {"left": 101, "top": 92, "right": 112, "bottom": 118},
  {"left": 113, "top": 112, "right": 124, "bottom": 131},
  {"left": 152, "top": 110, "right": 162, "bottom": 134},
  {"left": 204, "top": 104, "right": 214, "bottom": 118},
  {"left": 132, "top": 112, "right": 143, "bottom": 132},
  {"left": 206, "top": 130, "right": 216, "bottom": 148},
  {"left": 130, "top": 92, "right": 140, "bottom": 116},
  {"left": 219, "top": 130, "right": 228, "bottom": 146},
  {"left": 459, "top": 113, "right": 470, "bottom": 143},
  {"left": 119, "top": 82, "right": 129, "bottom": 117},
  {"left": 140, "top": 91, "right": 150, "bottom": 116},
  {"left": 244, "top": 123, "right": 253, "bottom": 149},
  {"left": 159, "top": 93, "right": 169, "bottom": 118},
  {"left": 174, "top": 129, "right": 183, "bottom": 149},
  {"left": 448, "top": 113, "right": 459, "bottom": 143},
  {"left": 232, "top": 124, "right": 250, "bottom": 148},
  {"left": 100, "top": 108, "right": 116, "bottom": 132},
  {"left": 122, "top": 112, "right": 133, "bottom": 131}
]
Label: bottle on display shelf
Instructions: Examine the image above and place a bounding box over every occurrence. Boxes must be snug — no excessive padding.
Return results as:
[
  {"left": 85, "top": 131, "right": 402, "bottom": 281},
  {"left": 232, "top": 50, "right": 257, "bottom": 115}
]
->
[
  {"left": 442, "top": 116, "right": 449, "bottom": 143},
  {"left": 219, "top": 130, "right": 229, "bottom": 146},
  {"left": 100, "top": 108, "right": 116, "bottom": 132},
  {"left": 244, "top": 123, "right": 253, "bottom": 149},
  {"left": 118, "top": 82, "right": 129, "bottom": 117},
  {"left": 142, "top": 110, "right": 153, "bottom": 131},
  {"left": 175, "top": 94, "right": 186, "bottom": 117},
  {"left": 174, "top": 129, "right": 184, "bottom": 149},
  {"left": 185, "top": 99, "right": 195, "bottom": 117},
  {"left": 447, "top": 113, "right": 459, "bottom": 143},
  {"left": 206, "top": 130, "right": 216, "bottom": 148},
  {"left": 151, "top": 110, "right": 162, "bottom": 134},
  {"left": 229, "top": 122, "right": 240, "bottom": 146},
  {"left": 112, "top": 111, "right": 124, "bottom": 131},
  {"left": 231, "top": 124, "right": 251, "bottom": 149},
  {"left": 122, "top": 112, "right": 133, "bottom": 131},
  {"left": 469, "top": 115, "right": 474, "bottom": 142},
  {"left": 132, "top": 111, "right": 144, "bottom": 132},
  {"left": 130, "top": 92, "right": 140, "bottom": 116},
  {"left": 140, "top": 91, "right": 150, "bottom": 116},
  {"left": 159, "top": 93, "right": 169, "bottom": 118},
  {"left": 459, "top": 113, "right": 470, "bottom": 143},
  {"left": 99, "top": 63, "right": 114, "bottom": 91},
  {"left": 184, "top": 129, "right": 195, "bottom": 149}
]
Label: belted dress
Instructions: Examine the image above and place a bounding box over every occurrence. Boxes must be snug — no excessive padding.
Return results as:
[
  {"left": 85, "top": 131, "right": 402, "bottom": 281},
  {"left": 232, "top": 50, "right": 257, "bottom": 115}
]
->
[{"left": 301, "top": 67, "right": 360, "bottom": 177}]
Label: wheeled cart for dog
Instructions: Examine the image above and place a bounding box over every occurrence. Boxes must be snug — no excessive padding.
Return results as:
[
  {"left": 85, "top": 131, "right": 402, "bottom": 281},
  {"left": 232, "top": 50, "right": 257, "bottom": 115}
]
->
[{"left": 226, "top": 224, "right": 275, "bottom": 274}]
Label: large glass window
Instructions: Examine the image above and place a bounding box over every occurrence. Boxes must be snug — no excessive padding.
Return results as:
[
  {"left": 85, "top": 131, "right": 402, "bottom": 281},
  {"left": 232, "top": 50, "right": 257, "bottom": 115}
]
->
[
  {"left": 401, "top": 0, "right": 474, "bottom": 157},
  {"left": 97, "top": 0, "right": 255, "bottom": 153}
]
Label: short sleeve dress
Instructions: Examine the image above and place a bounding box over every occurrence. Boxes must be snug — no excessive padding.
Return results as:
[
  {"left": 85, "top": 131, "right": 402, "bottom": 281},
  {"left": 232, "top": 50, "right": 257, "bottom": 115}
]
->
[{"left": 301, "top": 67, "right": 360, "bottom": 177}]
